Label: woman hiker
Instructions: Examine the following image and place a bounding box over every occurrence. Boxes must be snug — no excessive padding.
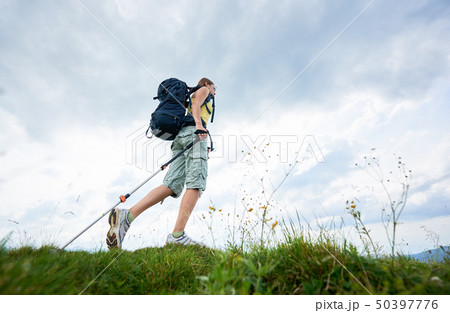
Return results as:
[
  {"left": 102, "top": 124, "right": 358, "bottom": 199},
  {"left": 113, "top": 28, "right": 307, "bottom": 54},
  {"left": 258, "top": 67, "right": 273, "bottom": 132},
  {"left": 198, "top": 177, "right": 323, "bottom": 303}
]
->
[{"left": 106, "top": 78, "right": 216, "bottom": 249}]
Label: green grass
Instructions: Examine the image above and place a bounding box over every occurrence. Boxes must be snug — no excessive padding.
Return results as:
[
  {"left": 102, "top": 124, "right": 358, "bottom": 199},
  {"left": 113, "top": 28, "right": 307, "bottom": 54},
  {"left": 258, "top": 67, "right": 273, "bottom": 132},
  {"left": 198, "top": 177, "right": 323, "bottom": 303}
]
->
[{"left": 1, "top": 236, "right": 449, "bottom": 295}]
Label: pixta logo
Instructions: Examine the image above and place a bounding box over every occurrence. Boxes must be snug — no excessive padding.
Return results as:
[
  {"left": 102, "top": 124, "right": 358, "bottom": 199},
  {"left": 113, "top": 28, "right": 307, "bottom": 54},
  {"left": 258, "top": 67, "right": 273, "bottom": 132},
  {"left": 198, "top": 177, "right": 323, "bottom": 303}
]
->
[{"left": 126, "top": 126, "right": 325, "bottom": 172}]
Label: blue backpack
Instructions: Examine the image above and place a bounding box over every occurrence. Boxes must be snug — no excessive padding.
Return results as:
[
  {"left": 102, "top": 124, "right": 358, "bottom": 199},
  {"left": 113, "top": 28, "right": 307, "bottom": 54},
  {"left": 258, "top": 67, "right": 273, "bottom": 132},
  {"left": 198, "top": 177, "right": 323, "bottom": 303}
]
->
[{"left": 146, "top": 78, "right": 215, "bottom": 140}]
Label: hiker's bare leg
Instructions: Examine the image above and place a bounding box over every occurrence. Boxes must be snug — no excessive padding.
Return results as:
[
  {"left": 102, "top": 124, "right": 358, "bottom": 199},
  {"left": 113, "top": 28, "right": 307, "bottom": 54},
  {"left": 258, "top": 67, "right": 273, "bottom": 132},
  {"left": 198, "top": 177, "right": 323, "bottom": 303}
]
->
[
  {"left": 172, "top": 188, "right": 199, "bottom": 232},
  {"left": 130, "top": 185, "right": 173, "bottom": 218}
]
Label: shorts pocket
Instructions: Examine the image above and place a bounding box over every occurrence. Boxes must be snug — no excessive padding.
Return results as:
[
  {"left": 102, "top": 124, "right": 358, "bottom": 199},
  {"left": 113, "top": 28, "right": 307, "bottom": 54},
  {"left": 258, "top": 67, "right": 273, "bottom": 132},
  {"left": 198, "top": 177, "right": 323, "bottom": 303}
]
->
[{"left": 185, "top": 153, "right": 207, "bottom": 189}]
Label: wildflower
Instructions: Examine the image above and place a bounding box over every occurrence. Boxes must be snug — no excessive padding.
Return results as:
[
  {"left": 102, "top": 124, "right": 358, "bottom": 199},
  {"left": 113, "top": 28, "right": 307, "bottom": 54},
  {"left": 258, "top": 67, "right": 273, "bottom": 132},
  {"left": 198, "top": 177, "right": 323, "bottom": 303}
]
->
[
  {"left": 209, "top": 206, "right": 215, "bottom": 211},
  {"left": 272, "top": 221, "right": 279, "bottom": 230},
  {"left": 248, "top": 208, "right": 253, "bottom": 212}
]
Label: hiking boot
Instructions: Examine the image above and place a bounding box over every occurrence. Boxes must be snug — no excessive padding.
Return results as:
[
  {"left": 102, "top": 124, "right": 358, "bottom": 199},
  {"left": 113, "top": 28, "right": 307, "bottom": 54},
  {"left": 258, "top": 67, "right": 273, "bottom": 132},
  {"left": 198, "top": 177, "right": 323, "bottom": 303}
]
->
[
  {"left": 106, "top": 208, "right": 131, "bottom": 249},
  {"left": 166, "top": 232, "right": 206, "bottom": 246}
]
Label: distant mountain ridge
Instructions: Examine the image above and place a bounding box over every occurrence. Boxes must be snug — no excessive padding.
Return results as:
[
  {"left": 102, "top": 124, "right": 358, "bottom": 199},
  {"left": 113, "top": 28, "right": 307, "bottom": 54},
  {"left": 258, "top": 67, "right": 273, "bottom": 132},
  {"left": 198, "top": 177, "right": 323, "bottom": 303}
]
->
[{"left": 409, "top": 246, "right": 450, "bottom": 262}]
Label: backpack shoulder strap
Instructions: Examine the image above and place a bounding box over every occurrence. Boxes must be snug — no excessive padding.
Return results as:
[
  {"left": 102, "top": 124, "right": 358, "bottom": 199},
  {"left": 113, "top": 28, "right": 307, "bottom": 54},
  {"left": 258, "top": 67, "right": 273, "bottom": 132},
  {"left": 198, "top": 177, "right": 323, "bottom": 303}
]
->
[
  {"left": 188, "top": 84, "right": 202, "bottom": 95},
  {"left": 202, "top": 94, "right": 215, "bottom": 123},
  {"left": 186, "top": 86, "right": 216, "bottom": 123},
  {"left": 186, "top": 85, "right": 202, "bottom": 108}
]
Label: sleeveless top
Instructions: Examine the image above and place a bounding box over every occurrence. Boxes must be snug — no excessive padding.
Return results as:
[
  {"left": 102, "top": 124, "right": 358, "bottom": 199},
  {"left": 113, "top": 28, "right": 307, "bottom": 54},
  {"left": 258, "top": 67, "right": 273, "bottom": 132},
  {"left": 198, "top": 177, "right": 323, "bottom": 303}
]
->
[{"left": 187, "top": 95, "right": 213, "bottom": 126}]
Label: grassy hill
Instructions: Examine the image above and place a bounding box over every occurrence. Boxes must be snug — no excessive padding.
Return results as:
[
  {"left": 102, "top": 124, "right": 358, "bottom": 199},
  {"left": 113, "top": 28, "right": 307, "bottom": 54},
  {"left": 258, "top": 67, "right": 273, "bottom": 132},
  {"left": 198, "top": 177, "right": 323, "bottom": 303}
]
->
[{"left": 1, "top": 235, "right": 449, "bottom": 295}]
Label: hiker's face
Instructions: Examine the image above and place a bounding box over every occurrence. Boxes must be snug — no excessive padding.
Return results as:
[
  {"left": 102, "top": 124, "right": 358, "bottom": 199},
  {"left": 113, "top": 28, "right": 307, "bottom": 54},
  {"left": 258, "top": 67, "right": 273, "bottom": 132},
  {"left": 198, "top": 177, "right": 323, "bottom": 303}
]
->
[{"left": 207, "top": 83, "right": 216, "bottom": 96}]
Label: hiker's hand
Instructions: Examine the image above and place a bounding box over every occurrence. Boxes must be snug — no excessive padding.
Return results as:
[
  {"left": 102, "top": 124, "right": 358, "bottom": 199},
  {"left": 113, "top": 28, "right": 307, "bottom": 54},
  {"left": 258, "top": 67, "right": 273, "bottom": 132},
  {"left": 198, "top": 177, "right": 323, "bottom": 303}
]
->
[{"left": 195, "top": 126, "right": 208, "bottom": 141}]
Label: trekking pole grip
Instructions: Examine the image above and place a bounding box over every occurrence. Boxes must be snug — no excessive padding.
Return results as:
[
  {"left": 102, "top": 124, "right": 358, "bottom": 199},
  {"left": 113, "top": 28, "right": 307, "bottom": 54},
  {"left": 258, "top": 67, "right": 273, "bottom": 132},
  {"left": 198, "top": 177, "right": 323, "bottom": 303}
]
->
[{"left": 194, "top": 129, "right": 214, "bottom": 151}]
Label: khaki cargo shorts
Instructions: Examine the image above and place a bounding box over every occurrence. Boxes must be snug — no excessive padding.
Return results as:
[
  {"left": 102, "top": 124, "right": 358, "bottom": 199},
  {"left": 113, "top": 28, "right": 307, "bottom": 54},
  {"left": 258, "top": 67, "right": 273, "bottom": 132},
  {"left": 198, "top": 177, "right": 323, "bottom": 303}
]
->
[{"left": 163, "top": 126, "right": 208, "bottom": 198}]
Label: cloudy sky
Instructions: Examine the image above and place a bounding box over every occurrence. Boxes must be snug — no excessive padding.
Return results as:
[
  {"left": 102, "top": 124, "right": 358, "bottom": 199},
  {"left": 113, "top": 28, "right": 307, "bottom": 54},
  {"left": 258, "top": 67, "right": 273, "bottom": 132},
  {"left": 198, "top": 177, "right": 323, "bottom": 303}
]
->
[{"left": 0, "top": 0, "right": 449, "bottom": 254}]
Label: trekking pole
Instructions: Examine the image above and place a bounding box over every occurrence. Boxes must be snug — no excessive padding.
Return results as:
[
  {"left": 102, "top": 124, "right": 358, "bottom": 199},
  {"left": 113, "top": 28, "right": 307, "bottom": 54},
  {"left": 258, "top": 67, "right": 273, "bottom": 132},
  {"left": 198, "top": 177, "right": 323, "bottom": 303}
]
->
[{"left": 58, "top": 135, "right": 202, "bottom": 251}]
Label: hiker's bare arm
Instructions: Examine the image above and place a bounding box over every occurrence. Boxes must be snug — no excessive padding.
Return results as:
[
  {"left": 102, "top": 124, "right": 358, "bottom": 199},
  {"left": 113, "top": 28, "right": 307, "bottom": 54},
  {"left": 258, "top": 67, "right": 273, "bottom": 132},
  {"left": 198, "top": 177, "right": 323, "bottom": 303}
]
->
[{"left": 192, "top": 86, "right": 209, "bottom": 139}]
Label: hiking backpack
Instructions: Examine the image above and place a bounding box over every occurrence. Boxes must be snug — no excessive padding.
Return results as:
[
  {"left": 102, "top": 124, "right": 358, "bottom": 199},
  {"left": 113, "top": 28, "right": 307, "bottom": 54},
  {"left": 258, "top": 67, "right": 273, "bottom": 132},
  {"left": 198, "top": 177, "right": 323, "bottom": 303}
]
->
[{"left": 146, "top": 78, "right": 215, "bottom": 141}]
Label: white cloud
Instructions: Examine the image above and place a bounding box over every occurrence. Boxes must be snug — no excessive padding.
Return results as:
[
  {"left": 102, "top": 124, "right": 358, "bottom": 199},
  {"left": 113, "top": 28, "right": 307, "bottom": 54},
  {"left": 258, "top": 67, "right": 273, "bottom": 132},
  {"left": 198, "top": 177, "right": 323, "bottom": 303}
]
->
[
  {"left": 0, "top": 107, "right": 28, "bottom": 145},
  {"left": 113, "top": 0, "right": 140, "bottom": 21}
]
